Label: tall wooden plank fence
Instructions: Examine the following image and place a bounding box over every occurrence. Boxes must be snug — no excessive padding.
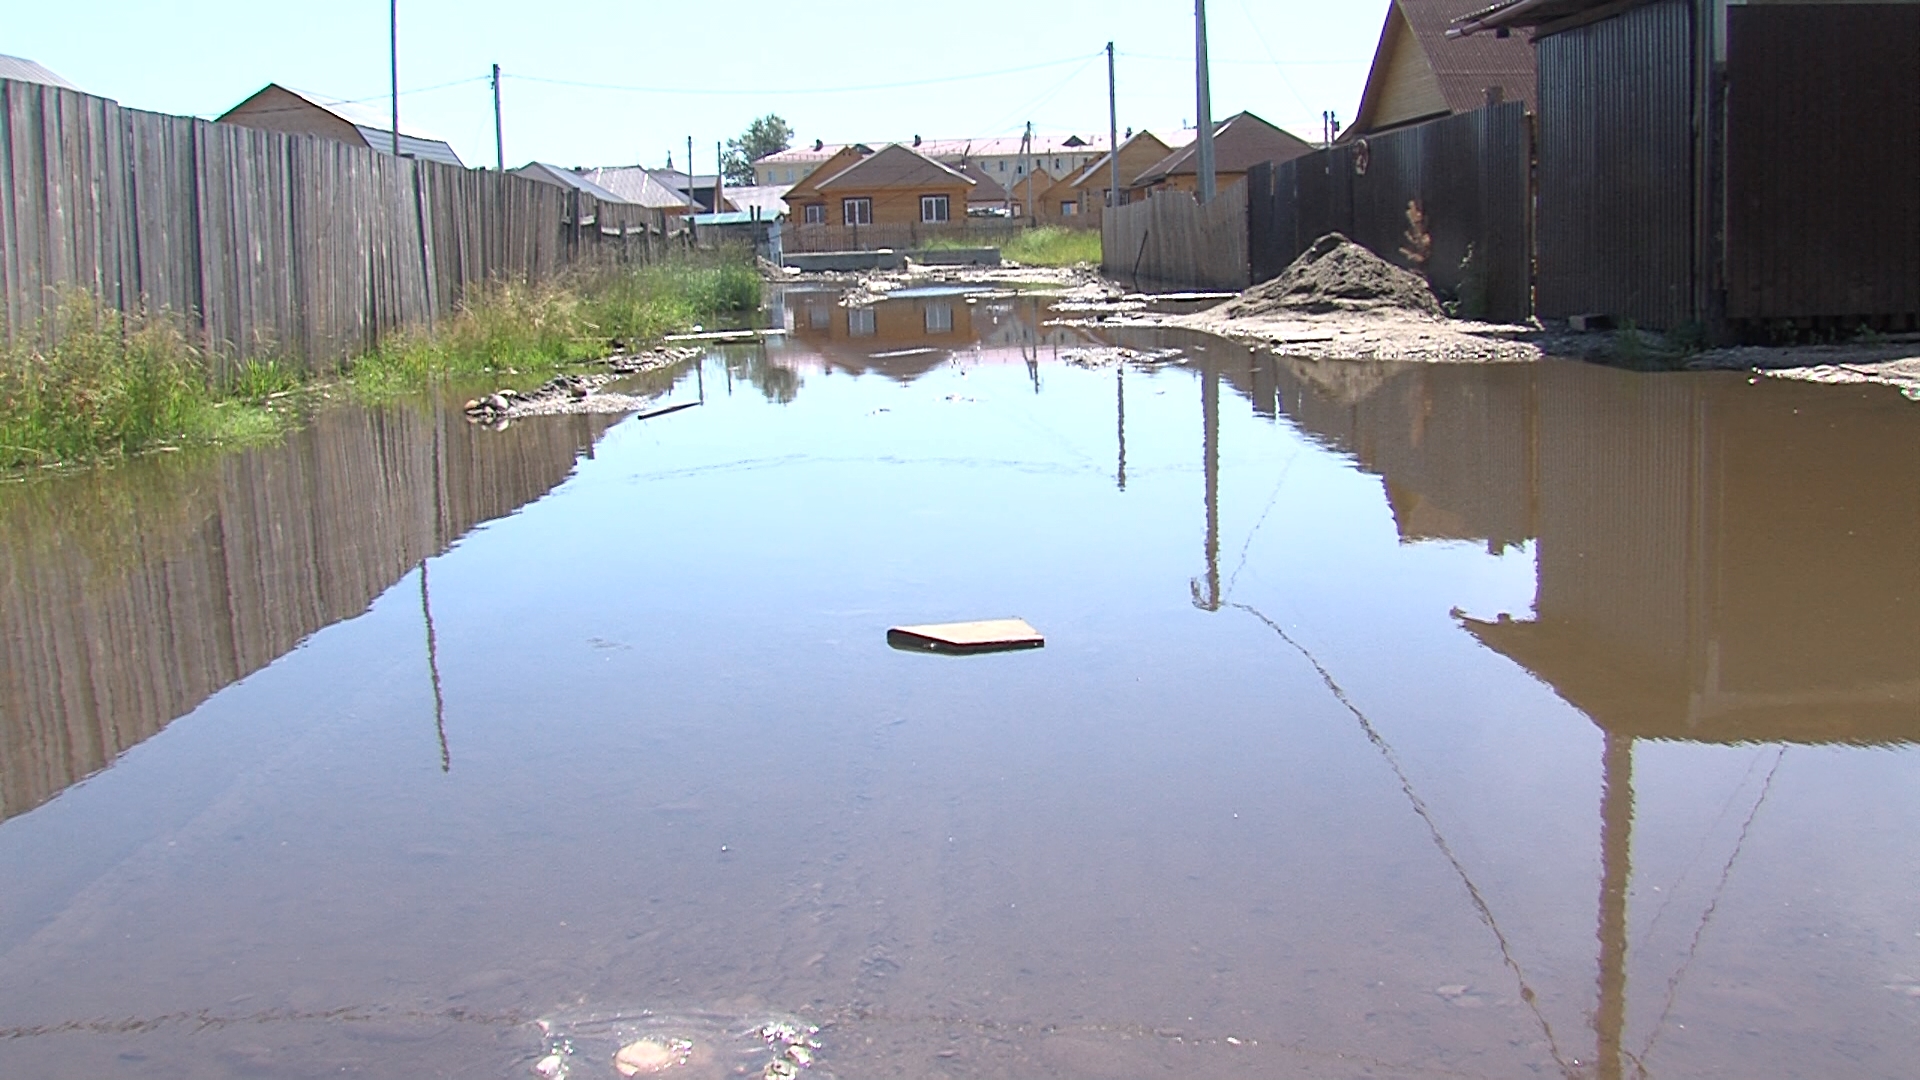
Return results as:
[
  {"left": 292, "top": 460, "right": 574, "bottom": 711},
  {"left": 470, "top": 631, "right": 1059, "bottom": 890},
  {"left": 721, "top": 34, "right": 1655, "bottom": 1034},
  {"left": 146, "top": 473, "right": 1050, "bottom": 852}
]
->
[
  {"left": 0, "top": 79, "right": 670, "bottom": 374},
  {"left": 1100, "top": 183, "right": 1250, "bottom": 292}
]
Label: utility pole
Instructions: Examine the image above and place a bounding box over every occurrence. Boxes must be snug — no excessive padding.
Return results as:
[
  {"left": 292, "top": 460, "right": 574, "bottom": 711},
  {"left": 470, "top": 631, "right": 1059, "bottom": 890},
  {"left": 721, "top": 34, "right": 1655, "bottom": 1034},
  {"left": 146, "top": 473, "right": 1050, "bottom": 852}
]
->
[
  {"left": 389, "top": 0, "right": 400, "bottom": 155},
  {"left": 1195, "top": 0, "right": 1216, "bottom": 203},
  {"left": 492, "top": 64, "right": 503, "bottom": 170},
  {"left": 1022, "top": 121, "right": 1035, "bottom": 222},
  {"left": 716, "top": 140, "right": 725, "bottom": 214},
  {"left": 686, "top": 135, "right": 695, "bottom": 210},
  {"left": 1106, "top": 42, "right": 1121, "bottom": 217}
]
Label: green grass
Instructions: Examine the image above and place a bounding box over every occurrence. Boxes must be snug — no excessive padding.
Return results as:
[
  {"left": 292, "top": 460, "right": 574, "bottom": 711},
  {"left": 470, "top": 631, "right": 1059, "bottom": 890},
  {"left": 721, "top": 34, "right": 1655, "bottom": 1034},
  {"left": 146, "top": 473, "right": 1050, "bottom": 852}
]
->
[
  {"left": 921, "top": 226, "right": 1102, "bottom": 267},
  {"left": 1001, "top": 226, "right": 1102, "bottom": 267},
  {"left": 0, "top": 294, "right": 292, "bottom": 472},
  {"left": 3, "top": 251, "right": 760, "bottom": 471},
  {"left": 349, "top": 250, "right": 762, "bottom": 396}
]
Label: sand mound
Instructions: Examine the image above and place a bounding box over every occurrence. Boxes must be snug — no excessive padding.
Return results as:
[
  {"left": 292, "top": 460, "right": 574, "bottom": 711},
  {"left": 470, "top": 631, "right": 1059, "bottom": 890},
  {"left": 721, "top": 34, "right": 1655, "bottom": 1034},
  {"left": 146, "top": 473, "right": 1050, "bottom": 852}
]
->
[{"left": 1219, "top": 233, "right": 1442, "bottom": 318}]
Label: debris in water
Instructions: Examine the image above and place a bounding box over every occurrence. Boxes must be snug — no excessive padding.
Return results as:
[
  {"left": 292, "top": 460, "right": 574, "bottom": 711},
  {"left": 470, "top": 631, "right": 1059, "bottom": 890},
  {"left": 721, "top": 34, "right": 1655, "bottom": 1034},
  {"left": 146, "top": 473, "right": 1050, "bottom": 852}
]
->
[
  {"left": 615, "top": 1038, "right": 694, "bottom": 1076},
  {"left": 888, "top": 619, "right": 1045, "bottom": 655}
]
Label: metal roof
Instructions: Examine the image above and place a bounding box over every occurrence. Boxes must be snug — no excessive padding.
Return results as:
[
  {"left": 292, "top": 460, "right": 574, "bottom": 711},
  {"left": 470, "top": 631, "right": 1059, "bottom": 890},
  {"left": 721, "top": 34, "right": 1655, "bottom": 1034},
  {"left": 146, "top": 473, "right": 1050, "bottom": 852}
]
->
[
  {"left": 1349, "top": 0, "right": 1537, "bottom": 132},
  {"left": 513, "top": 163, "right": 633, "bottom": 203},
  {"left": 1133, "top": 113, "right": 1315, "bottom": 184},
  {"left": 0, "top": 55, "right": 80, "bottom": 91},
  {"left": 813, "top": 144, "right": 975, "bottom": 192},
  {"left": 575, "top": 167, "right": 699, "bottom": 211},
  {"left": 1450, "top": 0, "right": 1660, "bottom": 37}
]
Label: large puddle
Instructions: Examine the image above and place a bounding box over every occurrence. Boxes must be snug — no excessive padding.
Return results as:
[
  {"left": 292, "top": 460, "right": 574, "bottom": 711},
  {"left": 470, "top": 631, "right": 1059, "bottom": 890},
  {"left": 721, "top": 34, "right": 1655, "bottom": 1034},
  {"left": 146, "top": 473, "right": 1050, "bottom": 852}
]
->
[{"left": 1, "top": 283, "right": 1916, "bottom": 1079}]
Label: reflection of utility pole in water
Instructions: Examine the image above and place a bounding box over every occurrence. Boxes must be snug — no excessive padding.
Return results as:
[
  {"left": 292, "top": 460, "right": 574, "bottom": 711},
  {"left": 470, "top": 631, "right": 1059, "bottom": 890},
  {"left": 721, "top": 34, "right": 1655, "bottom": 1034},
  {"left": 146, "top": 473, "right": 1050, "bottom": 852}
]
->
[
  {"left": 1191, "top": 360, "right": 1220, "bottom": 610},
  {"left": 421, "top": 404, "right": 450, "bottom": 773},
  {"left": 1116, "top": 365, "right": 1128, "bottom": 491},
  {"left": 420, "top": 560, "right": 449, "bottom": 772},
  {"left": 1595, "top": 732, "right": 1633, "bottom": 1080}
]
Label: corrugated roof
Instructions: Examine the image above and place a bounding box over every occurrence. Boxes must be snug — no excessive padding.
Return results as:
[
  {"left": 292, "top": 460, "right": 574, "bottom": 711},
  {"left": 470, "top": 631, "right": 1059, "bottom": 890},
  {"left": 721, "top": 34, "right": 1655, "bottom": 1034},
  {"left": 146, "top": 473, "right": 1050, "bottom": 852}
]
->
[
  {"left": 722, "top": 184, "right": 791, "bottom": 218},
  {"left": 514, "top": 163, "right": 632, "bottom": 203},
  {"left": 1133, "top": 113, "right": 1314, "bottom": 184},
  {"left": 913, "top": 133, "right": 1109, "bottom": 159},
  {"left": 577, "top": 166, "right": 699, "bottom": 211},
  {"left": 953, "top": 161, "right": 1011, "bottom": 203},
  {"left": 0, "top": 55, "right": 80, "bottom": 92},
  {"left": 1451, "top": 0, "right": 1657, "bottom": 37},
  {"left": 754, "top": 142, "right": 866, "bottom": 165},
  {"left": 223, "top": 84, "right": 465, "bottom": 167},
  {"left": 1349, "top": 0, "right": 1536, "bottom": 132},
  {"left": 813, "top": 144, "right": 975, "bottom": 192}
]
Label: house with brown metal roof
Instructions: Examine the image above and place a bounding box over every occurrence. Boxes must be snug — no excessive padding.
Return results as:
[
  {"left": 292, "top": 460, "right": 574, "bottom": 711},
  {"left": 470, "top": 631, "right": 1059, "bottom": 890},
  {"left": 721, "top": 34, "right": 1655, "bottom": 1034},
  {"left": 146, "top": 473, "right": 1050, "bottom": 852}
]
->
[
  {"left": 809, "top": 145, "right": 973, "bottom": 230},
  {"left": 1344, "top": 0, "right": 1536, "bottom": 138},
  {"left": 952, "top": 161, "right": 1012, "bottom": 215},
  {"left": 781, "top": 145, "right": 875, "bottom": 226},
  {"left": 1129, "top": 113, "right": 1314, "bottom": 199},
  {"left": 1064, "top": 130, "right": 1193, "bottom": 223}
]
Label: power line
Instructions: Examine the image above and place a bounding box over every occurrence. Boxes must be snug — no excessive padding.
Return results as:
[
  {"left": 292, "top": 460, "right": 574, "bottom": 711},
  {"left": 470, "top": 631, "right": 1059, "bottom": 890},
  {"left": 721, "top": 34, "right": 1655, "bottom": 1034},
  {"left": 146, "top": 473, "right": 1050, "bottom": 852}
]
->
[
  {"left": 504, "top": 52, "right": 1105, "bottom": 98},
  {"left": 1117, "top": 50, "right": 1365, "bottom": 67}
]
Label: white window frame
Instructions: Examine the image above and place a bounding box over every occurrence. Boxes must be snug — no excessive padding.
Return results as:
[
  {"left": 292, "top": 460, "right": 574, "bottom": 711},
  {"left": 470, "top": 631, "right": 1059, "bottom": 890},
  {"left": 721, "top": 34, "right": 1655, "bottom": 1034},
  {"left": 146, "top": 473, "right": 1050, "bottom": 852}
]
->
[
  {"left": 804, "top": 203, "right": 825, "bottom": 225},
  {"left": 842, "top": 197, "right": 872, "bottom": 225},
  {"left": 920, "top": 195, "right": 950, "bottom": 223}
]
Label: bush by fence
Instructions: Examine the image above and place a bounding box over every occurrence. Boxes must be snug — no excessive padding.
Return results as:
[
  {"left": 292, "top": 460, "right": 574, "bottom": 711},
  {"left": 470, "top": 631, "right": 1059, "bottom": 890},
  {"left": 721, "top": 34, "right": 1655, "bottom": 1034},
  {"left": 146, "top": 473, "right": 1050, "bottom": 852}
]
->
[{"left": 1, "top": 79, "right": 672, "bottom": 375}]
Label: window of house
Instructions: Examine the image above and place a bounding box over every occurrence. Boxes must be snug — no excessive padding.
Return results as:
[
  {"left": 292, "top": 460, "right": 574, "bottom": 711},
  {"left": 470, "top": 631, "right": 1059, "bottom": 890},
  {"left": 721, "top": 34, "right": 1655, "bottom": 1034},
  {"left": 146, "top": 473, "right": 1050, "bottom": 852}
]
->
[
  {"left": 1053, "top": 158, "right": 1061, "bottom": 170},
  {"left": 1061, "top": 201, "right": 1078, "bottom": 216},
  {"left": 849, "top": 308, "right": 876, "bottom": 337},
  {"left": 804, "top": 204, "right": 825, "bottom": 225},
  {"left": 785, "top": 168, "right": 795, "bottom": 182},
  {"left": 924, "top": 302, "right": 953, "bottom": 334},
  {"left": 998, "top": 160, "right": 1007, "bottom": 172},
  {"left": 843, "top": 198, "right": 872, "bottom": 226},
  {"left": 921, "top": 195, "right": 949, "bottom": 223}
]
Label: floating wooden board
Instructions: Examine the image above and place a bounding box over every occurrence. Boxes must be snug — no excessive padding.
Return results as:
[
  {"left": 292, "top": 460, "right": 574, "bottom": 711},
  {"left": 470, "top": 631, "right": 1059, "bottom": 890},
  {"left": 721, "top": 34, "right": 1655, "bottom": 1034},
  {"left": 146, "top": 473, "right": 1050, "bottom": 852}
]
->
[{"left": 887, "top": 618, "right": 1045, "bottom": 655}]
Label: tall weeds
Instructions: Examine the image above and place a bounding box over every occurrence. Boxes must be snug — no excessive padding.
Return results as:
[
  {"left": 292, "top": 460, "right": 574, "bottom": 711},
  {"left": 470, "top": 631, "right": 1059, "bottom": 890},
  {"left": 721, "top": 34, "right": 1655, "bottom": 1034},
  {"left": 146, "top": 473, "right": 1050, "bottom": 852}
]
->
[{"left": 0, "top": 294, "right": 287, "bottom": 471}]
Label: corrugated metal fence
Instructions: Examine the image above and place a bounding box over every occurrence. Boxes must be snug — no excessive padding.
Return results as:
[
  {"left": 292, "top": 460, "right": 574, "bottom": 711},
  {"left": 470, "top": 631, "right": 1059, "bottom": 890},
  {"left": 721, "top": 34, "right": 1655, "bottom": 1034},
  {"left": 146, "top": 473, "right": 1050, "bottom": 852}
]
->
[
  {"left": 1532, "top": 0, "right": 1694, "bottom": 330},
  {"left": 1100, "top": 184, "right": 1251, "bottom": 292},
  {"left": 1246, "top": 102, "right": 1532, "bottom": 323},
  {"left": 1724, "top": 4, "right": 1920, "bottom": 328},
  {"left": 0, "top": 79, "right": 670, "bottom": 374}
]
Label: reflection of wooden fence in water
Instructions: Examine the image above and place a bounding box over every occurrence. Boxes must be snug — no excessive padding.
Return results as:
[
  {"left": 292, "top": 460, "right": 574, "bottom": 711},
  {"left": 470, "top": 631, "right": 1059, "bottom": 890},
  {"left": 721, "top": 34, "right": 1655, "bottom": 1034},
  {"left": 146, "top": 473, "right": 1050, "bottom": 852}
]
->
[
  {"left": 0, "top": 79, "right": 674, "bottom": 373},
  {"left": 0, "top": 407, "right": 616, "bottom": 824},
  {"left": 1100, "top": 184, "right": 1251, "bottom": 292}
]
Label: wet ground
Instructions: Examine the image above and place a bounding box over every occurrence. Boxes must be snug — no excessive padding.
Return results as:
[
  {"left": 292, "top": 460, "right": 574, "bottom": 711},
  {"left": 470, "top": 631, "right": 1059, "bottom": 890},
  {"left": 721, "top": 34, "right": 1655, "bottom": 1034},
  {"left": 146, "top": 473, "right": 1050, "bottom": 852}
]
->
[{"left": 1, "top": 283, "right": 1916, "bottom": 1079}]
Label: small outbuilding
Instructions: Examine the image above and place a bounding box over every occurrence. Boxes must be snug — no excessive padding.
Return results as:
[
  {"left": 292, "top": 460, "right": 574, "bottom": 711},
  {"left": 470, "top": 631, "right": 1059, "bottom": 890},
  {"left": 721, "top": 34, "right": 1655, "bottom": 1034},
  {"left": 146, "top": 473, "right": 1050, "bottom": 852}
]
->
[{"left": 218, "top": 84, "right": 465, "bottom": 167}]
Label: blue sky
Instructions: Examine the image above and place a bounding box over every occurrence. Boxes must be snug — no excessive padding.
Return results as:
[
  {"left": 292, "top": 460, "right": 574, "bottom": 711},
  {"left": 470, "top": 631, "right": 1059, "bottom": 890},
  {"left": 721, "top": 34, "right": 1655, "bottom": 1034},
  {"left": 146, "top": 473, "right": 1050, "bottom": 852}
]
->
[{"left": 7, "top": 1, "right": 1388, "bottom": 171}]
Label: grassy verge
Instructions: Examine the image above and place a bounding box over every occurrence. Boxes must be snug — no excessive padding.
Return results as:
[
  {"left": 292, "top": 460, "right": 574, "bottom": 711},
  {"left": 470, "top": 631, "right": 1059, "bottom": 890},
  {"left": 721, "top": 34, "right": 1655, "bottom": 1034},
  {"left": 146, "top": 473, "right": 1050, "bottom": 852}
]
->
[
  {"left": 921, "top": 226, "right": 1102, "bottom": 268},
  {"left": 0, "top": 295, "right": 296, "bottom": 472},
  {"left": 349, "top": 250, "right": 761, "bottom": 396},
  {"left": 2, "top": 250, "right": 762, "bottom": 472}
]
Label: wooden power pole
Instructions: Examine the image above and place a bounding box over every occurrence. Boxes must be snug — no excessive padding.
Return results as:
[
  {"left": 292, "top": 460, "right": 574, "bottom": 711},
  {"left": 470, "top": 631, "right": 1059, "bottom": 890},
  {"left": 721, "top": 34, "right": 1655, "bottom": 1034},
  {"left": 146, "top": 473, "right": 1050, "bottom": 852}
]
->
[{"left": 1195, "top": 0, "right": 1216, "bottom": 203}]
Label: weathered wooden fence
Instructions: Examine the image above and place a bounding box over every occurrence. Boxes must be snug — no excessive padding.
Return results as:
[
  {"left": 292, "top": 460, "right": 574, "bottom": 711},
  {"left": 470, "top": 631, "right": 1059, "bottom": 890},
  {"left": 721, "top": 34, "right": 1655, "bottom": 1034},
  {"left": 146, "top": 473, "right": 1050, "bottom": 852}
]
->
[
  {"left": 1247, "top": 103, "right": 1533, "bottom": 322},
  {"left": 0, "top": 401, "right": 619, "bottom": 824},
  {"left": 1100, "top": 183, "right": 1251, "bottom": 292},
  {"left": 0, "top": 79, "right": 672, "bottom": 374},
  {"left": 781, "top": 218, "right": 1028, "bottom": 254}
]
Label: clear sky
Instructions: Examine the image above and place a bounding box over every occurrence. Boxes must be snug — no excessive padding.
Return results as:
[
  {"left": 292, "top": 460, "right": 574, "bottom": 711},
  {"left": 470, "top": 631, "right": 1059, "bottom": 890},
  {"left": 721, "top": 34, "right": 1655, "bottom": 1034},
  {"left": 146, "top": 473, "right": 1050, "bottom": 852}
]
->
[{"left": 6, "top": 1, "right": 1388, "bottom": 171}]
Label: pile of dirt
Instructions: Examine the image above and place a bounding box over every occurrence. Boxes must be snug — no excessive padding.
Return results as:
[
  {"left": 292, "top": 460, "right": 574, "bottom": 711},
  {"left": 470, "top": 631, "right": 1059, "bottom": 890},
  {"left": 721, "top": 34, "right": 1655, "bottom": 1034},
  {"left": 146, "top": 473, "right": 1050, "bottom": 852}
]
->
[{"left": 1217, "top": 233, "right": 1442, "bottom": 318}]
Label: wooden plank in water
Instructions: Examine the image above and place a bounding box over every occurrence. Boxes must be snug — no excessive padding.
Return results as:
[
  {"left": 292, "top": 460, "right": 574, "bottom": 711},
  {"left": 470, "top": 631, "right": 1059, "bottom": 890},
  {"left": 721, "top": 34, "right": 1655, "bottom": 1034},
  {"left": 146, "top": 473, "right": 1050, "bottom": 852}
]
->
[{"left": 887, "top": 618, "right": 1045, "bottom": 655}]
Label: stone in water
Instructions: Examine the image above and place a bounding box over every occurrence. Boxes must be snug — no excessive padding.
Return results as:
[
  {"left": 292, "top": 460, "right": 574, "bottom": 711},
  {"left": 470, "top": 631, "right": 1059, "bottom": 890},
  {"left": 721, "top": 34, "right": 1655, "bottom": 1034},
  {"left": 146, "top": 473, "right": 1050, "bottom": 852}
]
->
[{"left": 615, "top": 1038, "right": 691, "bottom": 1076}]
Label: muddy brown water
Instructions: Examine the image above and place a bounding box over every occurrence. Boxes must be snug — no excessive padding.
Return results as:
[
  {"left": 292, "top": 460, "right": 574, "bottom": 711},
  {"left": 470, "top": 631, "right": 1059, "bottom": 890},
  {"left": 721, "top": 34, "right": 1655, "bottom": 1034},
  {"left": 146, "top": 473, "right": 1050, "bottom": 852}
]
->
[{"left": 1, "top": 285, "right": 1916, "bottom": 1079}]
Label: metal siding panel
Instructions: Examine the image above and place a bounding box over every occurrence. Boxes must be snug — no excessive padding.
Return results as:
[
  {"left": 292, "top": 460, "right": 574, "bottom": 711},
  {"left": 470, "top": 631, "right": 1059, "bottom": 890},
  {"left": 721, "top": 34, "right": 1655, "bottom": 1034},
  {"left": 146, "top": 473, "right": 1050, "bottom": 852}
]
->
[
  {"left": 1536, "top": 0, "right": 1694, "bottom": 329},
  {"left": 1725, "top": 5, "right": 1920, "bottom": 323}
]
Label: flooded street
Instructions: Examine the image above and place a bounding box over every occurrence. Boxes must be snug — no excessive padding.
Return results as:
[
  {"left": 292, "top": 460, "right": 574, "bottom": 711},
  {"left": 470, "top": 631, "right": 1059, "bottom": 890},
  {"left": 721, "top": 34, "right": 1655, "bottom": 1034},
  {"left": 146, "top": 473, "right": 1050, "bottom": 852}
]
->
[{"left": 2, "top": 285, "right": 1917, "bottom": 1079}]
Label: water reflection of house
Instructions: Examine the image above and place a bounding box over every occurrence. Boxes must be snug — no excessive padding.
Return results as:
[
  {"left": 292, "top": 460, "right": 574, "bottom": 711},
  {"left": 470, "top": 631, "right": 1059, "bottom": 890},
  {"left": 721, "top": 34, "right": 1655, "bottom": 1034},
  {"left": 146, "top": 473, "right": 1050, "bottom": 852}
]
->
[
  {"left": 0, "top": 407, "right": 621, "bottom": 824},
  {"left": 1459, "top": 364, "right": 1919, "bottom": 746},
  {"left": 1253, "top": 356, "right": 1536, "bottom": 550}
]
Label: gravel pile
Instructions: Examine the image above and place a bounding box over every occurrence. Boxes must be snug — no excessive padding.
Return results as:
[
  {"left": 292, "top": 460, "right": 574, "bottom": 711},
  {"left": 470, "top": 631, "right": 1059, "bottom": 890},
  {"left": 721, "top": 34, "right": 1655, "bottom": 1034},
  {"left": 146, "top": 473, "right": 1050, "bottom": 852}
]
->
[{"left": 1218, "top": 233, "right": 1442, "bottom": 318}]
